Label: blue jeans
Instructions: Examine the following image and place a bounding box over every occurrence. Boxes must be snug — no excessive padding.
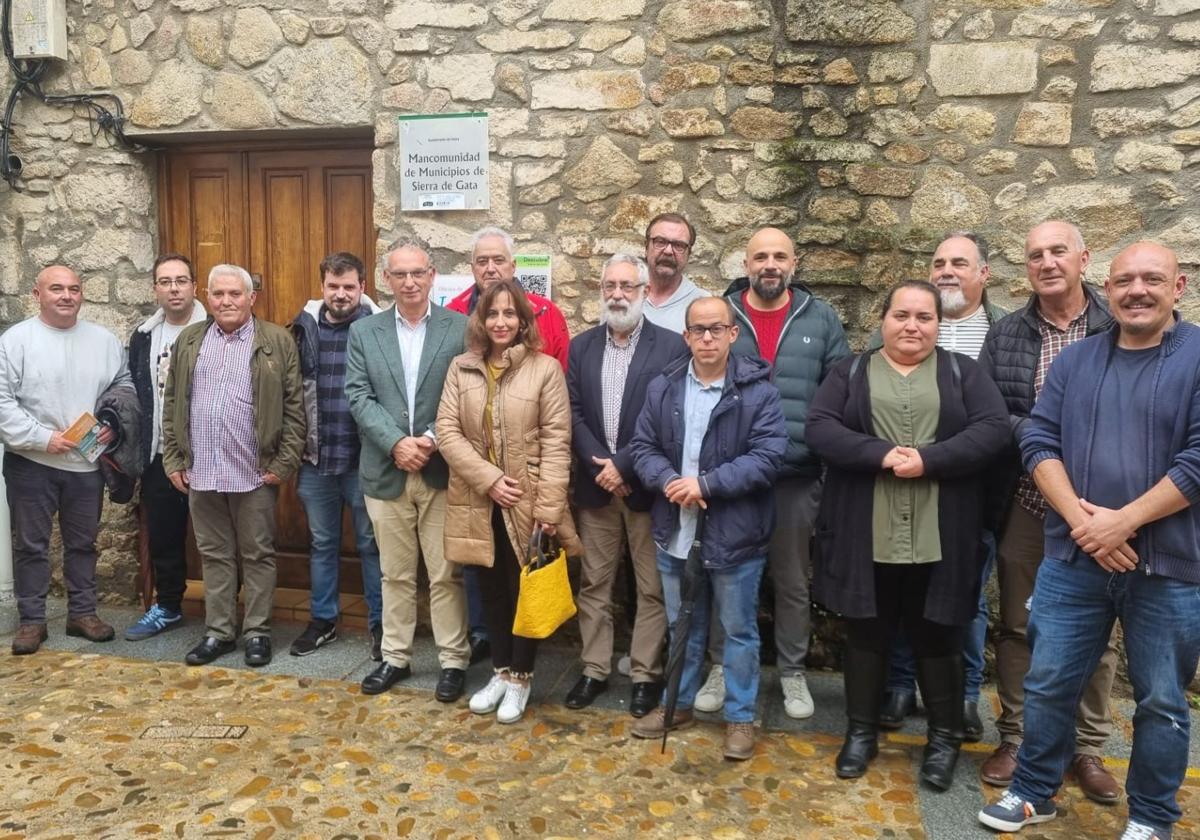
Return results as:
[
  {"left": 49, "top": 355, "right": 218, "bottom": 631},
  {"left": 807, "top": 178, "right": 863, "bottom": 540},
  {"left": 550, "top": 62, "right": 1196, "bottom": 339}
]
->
[
  {"left": 296, "top": 465, "right": 382, "bottom": 627},
  {"left": 463, "top": 565, "right": 489, "bottom": 640},
  {"left": 886, "top": 532, "right": 995, "bottom": 702},
  {"left": 658, "top": 549, "right": 766, "bottom": 724},
  {"left": 1011, "top": 557, "right": 1200, "bottom": 832}
]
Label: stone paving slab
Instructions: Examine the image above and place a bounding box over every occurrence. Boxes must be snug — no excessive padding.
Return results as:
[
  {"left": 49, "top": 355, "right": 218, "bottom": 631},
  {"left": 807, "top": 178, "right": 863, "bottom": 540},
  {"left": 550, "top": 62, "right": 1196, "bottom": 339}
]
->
[{"left": 1, "top": 600, "right": 1198, "bottom": 839}]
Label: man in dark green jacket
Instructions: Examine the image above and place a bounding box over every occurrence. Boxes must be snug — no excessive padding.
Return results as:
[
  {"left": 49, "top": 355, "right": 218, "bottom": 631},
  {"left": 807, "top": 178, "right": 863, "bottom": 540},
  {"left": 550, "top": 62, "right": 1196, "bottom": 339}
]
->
[
  {"left": 691, "top": 227, "right": 849, "bottom": 721},
  {"left": 162, "top": 264, "right": 305, "bottom": 669}
]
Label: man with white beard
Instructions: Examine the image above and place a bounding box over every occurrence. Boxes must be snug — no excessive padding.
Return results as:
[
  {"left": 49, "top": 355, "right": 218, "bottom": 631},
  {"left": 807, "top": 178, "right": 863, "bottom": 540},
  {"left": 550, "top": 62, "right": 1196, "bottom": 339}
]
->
[
  {"left": 689, "top": 227, "right": 849, "bottom": 720},
  {"left": 564, "top": 254, "right": 687, "bottom": 716}
]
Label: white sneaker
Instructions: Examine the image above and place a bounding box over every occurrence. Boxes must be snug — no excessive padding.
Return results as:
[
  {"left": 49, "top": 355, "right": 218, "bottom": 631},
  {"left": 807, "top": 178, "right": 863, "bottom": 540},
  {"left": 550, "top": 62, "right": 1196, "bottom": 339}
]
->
[
  {"left": 694, "top": 665, "right": 725, "bottom": 713},
  {"left": 469, "top": 674, "right": 508, "bottom": 714},
  {"left": 781, "top": 674, "right": 815, "bottom": 719},
  {"left": 497, "top": 680, "right": 531, "bottom": 724}
]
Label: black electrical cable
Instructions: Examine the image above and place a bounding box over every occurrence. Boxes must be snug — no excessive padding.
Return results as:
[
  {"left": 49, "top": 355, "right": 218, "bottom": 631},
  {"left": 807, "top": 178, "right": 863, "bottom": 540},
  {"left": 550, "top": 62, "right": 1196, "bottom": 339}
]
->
[{"left": 1, "top": 0, "right": 151, "bottom": 189}]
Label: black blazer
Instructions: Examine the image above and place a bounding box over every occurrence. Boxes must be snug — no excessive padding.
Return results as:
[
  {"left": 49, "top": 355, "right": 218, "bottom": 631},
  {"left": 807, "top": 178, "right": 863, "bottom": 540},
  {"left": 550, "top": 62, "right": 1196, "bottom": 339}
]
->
[{"left": 567, "top": 319, "right": 687, "bottom": 512}]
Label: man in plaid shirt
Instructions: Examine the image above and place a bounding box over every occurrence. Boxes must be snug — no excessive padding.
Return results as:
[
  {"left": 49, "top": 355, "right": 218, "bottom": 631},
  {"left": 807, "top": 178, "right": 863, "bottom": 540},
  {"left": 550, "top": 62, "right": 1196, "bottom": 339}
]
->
[{"left": 976, "top": 221, "right": 1120, "bottom": 803}]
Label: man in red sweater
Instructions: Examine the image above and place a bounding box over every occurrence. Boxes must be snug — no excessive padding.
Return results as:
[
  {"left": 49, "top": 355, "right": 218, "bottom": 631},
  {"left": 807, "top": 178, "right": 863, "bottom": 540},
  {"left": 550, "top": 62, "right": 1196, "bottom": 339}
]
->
[{"left": 445, "top": 226, "right": 570, "bottom": 370}]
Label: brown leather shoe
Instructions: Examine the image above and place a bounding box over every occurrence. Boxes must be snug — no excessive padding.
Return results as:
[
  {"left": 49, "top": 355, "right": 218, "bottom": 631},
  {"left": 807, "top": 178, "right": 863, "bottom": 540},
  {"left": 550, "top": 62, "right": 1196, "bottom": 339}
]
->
[
  {"left": 723, "top": 722, "right": 756, "bottom": 761},
  {"left": 631, "top": 706, "right": 695, "bottom": 739},
  {"left": 980, "top": 741, "right": 1020, "bottom": 786},
  {"left": 12, "top": 623, "right": 48, "bottom": 655},
  {"left": 65, "top": 615, "right": 115, "bottom": 642},
  {"left": 1072, "top": 754, "right": 1121, "bottom": 804}
]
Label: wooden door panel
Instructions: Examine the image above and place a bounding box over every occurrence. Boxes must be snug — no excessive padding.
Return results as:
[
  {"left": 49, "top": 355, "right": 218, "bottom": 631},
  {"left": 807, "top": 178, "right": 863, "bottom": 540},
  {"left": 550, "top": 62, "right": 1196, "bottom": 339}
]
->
[{"left": 160, "top": 141, "right": 376, "bottom": 594}]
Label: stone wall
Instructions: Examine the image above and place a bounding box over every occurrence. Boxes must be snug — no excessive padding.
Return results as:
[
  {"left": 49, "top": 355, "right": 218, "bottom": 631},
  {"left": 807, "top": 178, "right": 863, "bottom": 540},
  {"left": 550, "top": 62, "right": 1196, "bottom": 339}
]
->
[{"left": 1, "top": 0, "right": 1199, "bottom": 602}]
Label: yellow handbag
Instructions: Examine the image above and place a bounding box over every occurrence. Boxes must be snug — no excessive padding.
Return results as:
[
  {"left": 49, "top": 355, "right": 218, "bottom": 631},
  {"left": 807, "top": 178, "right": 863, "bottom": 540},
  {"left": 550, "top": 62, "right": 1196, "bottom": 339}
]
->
[{"left": 512, "top": 528, "right": 576, "bottom": 639}]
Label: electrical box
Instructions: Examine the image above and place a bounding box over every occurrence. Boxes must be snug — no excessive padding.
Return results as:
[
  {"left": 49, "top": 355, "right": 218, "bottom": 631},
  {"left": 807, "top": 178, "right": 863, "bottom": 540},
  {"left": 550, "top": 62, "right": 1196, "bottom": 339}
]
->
[{"left": 10, "top": 0, "right": 68, "bottom": 61}]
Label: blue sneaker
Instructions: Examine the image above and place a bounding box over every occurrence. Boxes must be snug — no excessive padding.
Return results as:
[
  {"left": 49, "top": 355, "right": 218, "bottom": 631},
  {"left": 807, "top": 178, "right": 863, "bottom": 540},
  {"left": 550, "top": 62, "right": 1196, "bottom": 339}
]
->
[
  {"left": 124, "top": 604, "right": 183, "bottom": 641},
  {"left": 978, "top": 790, "right": 1057, "bottom": 832},
  {"left": 1121, "top": 821, "right": 1170, "bottom": 840}
]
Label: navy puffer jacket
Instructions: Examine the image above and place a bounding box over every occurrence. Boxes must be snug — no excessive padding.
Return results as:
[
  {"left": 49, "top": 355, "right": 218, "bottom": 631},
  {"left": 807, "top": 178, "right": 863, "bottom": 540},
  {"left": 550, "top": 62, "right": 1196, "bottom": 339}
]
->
[{"left": 630, "top": 354, "right": 788, "bottom": 570}]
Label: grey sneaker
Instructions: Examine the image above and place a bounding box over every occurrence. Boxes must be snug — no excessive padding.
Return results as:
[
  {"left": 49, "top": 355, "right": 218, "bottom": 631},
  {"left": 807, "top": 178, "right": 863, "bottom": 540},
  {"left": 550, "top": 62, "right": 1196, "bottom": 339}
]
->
[
  {"left": 694, "top": 665, "right": 725, "bottom": 713},
  {"left": 978, "top": 790, "right": 1057, "bottom": 832},
  {"left": 781, "top": 674, "right": 814, "bottom": 719}
]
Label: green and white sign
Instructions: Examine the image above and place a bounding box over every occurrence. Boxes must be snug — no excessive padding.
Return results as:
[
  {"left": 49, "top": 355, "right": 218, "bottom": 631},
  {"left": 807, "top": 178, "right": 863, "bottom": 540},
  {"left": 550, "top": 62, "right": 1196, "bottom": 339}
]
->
[
  {"left": 398, "top": 112, "right": 489, "bottom": 212},
  {"left": 514, "top": 254, "right": 551, "bottom": 299}
]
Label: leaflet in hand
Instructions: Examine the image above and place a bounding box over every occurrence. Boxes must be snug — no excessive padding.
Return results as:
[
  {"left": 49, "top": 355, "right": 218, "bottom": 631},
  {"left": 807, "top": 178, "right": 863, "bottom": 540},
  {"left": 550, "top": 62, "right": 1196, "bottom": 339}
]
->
[{"left": 63, "top": 412, "right": 108, "bottom": 463}]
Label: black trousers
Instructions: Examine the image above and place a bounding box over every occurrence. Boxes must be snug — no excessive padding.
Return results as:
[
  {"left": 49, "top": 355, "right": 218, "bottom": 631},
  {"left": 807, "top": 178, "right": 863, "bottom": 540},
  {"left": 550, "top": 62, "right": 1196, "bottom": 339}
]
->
[
  {"left": 479, "top": 504, "right": 538, "bottom": 674},
  {"left": 141, "top": 454, "right": 191, "bottom": 613},
  {"left": 844, "top": 563, "right": 965, "bottom": 658}
]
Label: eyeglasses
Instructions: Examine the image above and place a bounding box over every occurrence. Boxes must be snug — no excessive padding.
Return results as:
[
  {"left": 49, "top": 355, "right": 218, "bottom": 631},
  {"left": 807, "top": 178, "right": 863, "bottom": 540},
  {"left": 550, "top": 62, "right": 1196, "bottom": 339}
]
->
[
  {"left": 384, "top": 268, "right": 431, "bottom": 281},
  {"left": 601, "top": 281, "right": 645, "bottom": 295},
  {"left": 685, "top": 323, "right": 733, "bottom": 338},
  {"left": 154, "top": 276, "right": 193, "bottom": 288},
  {"left": 649, "top": 236, "right": 691, "bottom": 253}
]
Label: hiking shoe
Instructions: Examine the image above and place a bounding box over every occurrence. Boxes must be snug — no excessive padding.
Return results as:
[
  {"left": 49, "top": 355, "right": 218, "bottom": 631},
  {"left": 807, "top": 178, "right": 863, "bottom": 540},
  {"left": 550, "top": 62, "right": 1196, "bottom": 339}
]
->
[
  {"left": 781, "top": 674, "right": 815, "bottom": 719},
  {"left": 124, "top": 604, "right": 183, "bottom": 641},
  {"left": 1120, "top": 820, "right": 1170, "bottom": 840},
  {"left": 724, "top": 722, "right": 756, "bottom": 761},
  {"left": 12, "top": 623, "right": 47, "bottom": 655},
  {"left": 469, "top": 674, "right": 509, "bottom": 715},
  {"left": 289, "top": 620, "right": 336, "bottom": 656},
  {"left": 631, "top": 706, "right": 695, "bottom": 739},
  {"left": 65, "top": 614, "right": 115, "bottom": 642},
  {"left": 978, "top": 790, "right": 1057, "bottom": 832},
  {"left": 694, "top": 665, "right": 725, "bottom": 713}
]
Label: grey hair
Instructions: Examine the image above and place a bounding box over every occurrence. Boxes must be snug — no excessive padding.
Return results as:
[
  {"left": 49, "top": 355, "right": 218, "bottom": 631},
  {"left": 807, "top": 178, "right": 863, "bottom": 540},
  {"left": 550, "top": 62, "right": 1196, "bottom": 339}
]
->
[
  {"left": 601, "top": 253, "right": 650, "bottom": 287},
  {"left": 1033, "top": 219, "right": 1086, "bottom": 251},
  {"left": 208, "top": 264, "right": 254, "bottom": 293},
  {"left": 940, "top": 231, "right": 990, "bottom": 267},
  {"left": 383, "top": 238, "right": 432, "bottom": 266},
  {"left": 470, "top": 226, "right": 514, "bottom": 258}
]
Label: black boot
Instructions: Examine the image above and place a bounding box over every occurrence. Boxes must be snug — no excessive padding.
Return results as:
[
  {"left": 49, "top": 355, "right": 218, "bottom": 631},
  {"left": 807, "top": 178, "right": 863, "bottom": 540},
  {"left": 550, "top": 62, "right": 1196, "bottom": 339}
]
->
[
  {"left": 836, "top": 646, "right": 887, "bottom": 779},
  {"left": 915, "top": 654, "right": 965, "bottom": 791}
]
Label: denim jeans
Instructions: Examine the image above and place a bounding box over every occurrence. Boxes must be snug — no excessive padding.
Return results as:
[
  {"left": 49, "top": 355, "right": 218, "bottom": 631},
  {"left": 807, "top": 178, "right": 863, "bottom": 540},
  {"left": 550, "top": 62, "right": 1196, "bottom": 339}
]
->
[
  {"left": 296, "top": 465, "right": 382, "bottom": 627},
  {"left": 1011, "top": 557, "right": 1200, "bottom": 832},
  {"left": 886, "top": 531, "right": 995, "bottom": 702},
  {"left": 658, "top": 548, "right": 766, "bottom": 724},
  {"left": 463, "top": 566, "right": 489, "bottom": 640}
]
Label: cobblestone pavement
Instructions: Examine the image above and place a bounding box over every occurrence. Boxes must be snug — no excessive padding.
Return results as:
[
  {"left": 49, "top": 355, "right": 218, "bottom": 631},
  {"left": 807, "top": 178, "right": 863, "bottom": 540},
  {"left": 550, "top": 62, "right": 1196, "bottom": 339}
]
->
[{"left": 1, "top": 600, "right": 1197, "bottom": 840}]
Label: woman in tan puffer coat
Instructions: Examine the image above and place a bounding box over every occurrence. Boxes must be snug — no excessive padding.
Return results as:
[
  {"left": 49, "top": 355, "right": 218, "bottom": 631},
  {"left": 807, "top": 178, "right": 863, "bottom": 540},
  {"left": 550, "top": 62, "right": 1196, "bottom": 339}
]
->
[{"left": 436, "top": 278, "right": 581, "bottom": 724}]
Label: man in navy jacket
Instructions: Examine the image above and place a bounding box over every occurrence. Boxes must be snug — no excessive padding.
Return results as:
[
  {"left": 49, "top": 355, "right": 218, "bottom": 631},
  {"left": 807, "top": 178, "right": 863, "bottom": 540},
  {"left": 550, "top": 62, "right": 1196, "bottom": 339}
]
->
[
  {"left": 980, "top": 242, "right": 1200, "bottom": 840},
  {"left": 629, "top": 296, "right": 787, "bottom": 761},
  {"left": 565, "top": 254, "right": 686, "bottom": 718}
]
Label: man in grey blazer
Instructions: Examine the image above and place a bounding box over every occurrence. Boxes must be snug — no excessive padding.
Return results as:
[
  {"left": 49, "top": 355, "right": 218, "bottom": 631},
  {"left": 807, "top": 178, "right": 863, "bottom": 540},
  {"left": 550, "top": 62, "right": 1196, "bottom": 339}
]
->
[{"left": 345, "top": 241, "right": 471, "bottom": 700}]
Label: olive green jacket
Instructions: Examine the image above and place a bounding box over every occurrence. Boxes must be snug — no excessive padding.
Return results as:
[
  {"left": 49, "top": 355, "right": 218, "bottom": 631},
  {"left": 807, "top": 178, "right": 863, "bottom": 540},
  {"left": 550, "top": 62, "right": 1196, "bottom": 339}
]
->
[{"left": 161, "top": 317, "right": 305, "bottom": 481}]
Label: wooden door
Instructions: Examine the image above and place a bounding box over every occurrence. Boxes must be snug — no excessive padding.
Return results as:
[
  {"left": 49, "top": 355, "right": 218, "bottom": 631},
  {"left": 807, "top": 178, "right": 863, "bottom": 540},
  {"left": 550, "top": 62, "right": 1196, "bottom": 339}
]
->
[{"left": 158, "top": 140, "right": 376, "bottom": 591}]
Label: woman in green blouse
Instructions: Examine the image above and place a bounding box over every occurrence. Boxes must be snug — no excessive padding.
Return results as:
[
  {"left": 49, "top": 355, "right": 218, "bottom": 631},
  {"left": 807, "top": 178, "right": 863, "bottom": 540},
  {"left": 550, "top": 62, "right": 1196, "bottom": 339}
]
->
[{"left": 806, "top": 280, "right": 1008, "bottom": 790}]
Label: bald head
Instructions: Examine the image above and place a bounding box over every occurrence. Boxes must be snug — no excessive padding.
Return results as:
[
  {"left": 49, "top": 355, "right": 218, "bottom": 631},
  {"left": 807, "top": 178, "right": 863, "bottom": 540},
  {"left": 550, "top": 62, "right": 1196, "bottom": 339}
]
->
[
  {"left": 33, "top": 265, "right": 83, "bottom": 329},
  {"left": 1106, "top": 241, "right": 1186, "bottom": 347},
  {"left": 744, "top": 227, "right": 797, "bottom": 306}
]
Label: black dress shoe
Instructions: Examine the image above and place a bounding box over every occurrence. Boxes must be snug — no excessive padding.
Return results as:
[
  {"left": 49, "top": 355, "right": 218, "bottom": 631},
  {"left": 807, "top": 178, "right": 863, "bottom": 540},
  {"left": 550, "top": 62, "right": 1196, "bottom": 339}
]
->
[
  {"left": 185, "top": 636, "right": 236, "bottom": 666},
  {"left": 370, "top": 624, "right": 383, "bottom": 662},
  {"left": 630, "top": 681, "right": 661, "bottom": 718},
  {"left": 244, "top": 636, "right": 272, "bottom": 667},
  {"left": 565, "top": 675, "right": 608, "bottom": 709},
  {"left": 469, "top": 634, "right": 491, "bottom": 665},
  {"left": 361, "top": 662, "right": 411, "bottom": 695},
  {"left": 434, "top": 668, "right": 467, "bottom": 702}
]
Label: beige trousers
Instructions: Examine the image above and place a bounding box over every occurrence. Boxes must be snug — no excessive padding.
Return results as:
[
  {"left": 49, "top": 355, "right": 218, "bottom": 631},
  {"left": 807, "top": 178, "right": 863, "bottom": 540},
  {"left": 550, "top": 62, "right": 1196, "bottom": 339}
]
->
[
  {"left": 995, "top": 500, "right": 1118, "bottom": 755},
  {"left": 190, "top": 485, "right": 279, "bottom": 643},
  {"left": 577, "top": 498, "right": 665, "bottom": 682},
  {"left": 365, "top": 472, "right": 469, "bottom": 670}
]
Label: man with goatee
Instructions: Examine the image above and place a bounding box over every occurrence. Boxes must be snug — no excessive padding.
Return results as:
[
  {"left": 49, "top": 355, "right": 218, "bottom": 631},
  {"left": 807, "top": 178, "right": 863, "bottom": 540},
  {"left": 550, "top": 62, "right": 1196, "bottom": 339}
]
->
[{"left": 684, "top": 226, "right": 848, "bottom": 721}]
